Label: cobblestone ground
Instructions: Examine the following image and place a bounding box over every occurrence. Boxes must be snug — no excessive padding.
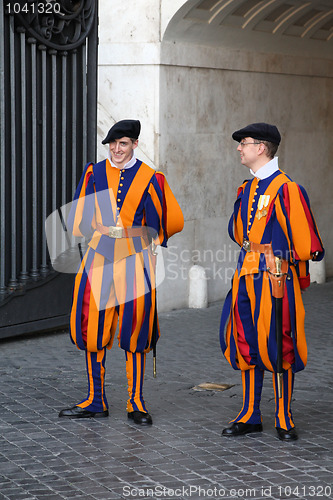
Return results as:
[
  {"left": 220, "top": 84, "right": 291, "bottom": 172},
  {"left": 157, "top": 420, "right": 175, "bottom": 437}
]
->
[{"left": 0, "top": 281, "right": 332, "bottom": 500}]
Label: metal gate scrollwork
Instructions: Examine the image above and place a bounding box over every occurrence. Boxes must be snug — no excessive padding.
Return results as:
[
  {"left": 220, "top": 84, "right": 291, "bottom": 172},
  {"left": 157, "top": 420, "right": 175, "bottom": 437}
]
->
[
  {"left": 11, "top": 0, "right": 96, "bottom": 50},
  {"left": 0, "top": 0, "right": 98, "bottom": 338}
]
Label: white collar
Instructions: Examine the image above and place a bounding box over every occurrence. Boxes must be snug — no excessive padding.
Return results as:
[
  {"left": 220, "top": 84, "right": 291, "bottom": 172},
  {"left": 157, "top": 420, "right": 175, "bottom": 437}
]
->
[
  {"left": 250, "top": 156, "right": 279, "bottom": 180},
  {"left": 108, "top": 151, "right": 137, "bottom": 170}
]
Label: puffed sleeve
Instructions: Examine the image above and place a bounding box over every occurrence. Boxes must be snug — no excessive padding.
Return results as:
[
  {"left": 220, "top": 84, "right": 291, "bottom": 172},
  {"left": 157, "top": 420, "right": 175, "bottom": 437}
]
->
[
  {"left": 155, "top": 172, "right": 184, "bottom": 238},
  {"left": 274, "top": 182, "right": 324, "bottom": 287},
  {"left": 144, "top": 172, "right": 184, "bottom": 247},
  {"left": 228, "top": 182, "right": 248, "bottom": 246},
  {"left": 67, "top": 162, "right": 96, "bottom": 238}
]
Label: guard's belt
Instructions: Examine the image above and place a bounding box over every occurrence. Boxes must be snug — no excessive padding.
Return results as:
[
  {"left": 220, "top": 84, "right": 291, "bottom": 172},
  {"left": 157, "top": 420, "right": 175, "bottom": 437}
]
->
[
  {"left": 242, "top": 240, "right": 271, "bottom": 253},
  {"left": 97, "top": 223, "right": 148, "bottom": 240},
  {"left": 242, "top": 238, "right": 289, "bottom": 298}
]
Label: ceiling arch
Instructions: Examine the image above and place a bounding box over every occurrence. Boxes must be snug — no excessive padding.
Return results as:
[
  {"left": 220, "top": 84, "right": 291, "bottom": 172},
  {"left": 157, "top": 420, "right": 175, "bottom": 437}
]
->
[{"left": 163, "top": 0, "right": 333, "bottom": 59}]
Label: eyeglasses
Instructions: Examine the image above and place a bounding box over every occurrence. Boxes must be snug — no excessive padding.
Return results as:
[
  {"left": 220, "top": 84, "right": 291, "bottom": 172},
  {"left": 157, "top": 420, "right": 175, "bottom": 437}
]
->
[{"left": 239, "top": 141, "right": 261, "bottom": 147}]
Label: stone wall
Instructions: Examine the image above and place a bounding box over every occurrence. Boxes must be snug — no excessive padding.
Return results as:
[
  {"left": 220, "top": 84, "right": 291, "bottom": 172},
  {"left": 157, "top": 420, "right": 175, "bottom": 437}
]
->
[
  {"left": 97, "top": 0, "right": 333, "bottom": 312},
  {"left": 157, "top": 44, "right": 333, "bottom": 309}
]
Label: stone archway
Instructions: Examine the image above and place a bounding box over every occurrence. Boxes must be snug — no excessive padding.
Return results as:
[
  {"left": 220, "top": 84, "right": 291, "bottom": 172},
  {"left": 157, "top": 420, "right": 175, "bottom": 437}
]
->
[
  {"left": 95, "top": 0, "right": 333, "bottom": 310},
  {"left": 158, "top": 0, "right": 333, "bottom": 299},
  {"left": 162, "top": 0, "right": 333, "bottom": 58}
]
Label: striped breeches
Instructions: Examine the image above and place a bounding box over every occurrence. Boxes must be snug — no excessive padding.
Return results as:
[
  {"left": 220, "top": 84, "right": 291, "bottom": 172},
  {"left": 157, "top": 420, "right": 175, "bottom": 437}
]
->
[
  {"left": 77, "top": 348, "right": 148, "bottom": 413},
  {"left": 232, "top": 366, "right": 295, "bottom": 430}
]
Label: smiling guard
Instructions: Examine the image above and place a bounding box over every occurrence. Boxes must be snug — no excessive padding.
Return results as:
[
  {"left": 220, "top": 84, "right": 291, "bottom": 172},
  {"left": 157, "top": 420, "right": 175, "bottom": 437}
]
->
[{"left": 59, "top": 119, "right": 184, "bottom": 425}]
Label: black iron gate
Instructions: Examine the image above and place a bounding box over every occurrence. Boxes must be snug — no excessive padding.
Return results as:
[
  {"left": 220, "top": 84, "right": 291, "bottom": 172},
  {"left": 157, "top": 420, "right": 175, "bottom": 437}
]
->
[{"left": 0, "top": 0, "right": 98, "bottom": 338}]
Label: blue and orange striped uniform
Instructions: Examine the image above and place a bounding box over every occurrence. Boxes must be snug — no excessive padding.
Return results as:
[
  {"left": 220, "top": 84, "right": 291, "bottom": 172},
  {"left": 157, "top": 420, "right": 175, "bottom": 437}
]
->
[
  {"left": 67, "top": 158, "right": 184, "bottom": 413},
  {"left": 220, "top": 169, "right": 324, "bottom": 429}
]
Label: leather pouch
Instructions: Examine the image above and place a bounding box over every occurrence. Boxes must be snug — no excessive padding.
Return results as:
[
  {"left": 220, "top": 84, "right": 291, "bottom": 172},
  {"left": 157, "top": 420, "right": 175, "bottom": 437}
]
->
[{"left": 264, "top": 246, "right": 288, "bottom": 298}]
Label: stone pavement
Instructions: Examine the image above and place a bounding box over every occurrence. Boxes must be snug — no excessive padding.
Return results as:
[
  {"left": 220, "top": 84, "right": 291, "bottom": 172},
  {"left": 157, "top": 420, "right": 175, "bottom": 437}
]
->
[{"left": 0, "top": 281, "right": 332, "bottom": 500}]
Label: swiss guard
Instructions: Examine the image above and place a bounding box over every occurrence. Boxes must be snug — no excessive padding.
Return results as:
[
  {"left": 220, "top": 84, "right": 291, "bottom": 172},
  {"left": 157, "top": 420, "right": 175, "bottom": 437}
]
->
[
  {"left": 58, "top": 119, "right": 184, "bottom": 425},
  {"left": 220, "top": 123, "right": 324, "bottom": 441}
]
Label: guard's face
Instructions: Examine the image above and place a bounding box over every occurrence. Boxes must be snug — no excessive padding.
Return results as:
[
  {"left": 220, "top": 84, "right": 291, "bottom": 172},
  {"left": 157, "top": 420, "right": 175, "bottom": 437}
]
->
[
  {"left": 109, "top": 137, "right": 138, "bottom": 168},
  {"left": 237, "top": 137, "right": 261, "bottom": 169}
]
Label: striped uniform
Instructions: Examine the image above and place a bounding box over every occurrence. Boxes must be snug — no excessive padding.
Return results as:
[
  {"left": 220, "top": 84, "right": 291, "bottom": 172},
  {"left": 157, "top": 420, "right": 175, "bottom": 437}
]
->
[
  {"left": 220, "top": 169, "right": 324, "bottom": 429},
  {"left": 67, "top": 158, "right": 183, "bottom": 413}
]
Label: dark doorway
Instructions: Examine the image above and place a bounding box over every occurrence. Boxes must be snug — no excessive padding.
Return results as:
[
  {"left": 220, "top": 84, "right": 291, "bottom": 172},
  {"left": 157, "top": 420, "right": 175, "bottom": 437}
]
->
[{"left": 0, "top": 0, "right": 98, "bottom": 338}]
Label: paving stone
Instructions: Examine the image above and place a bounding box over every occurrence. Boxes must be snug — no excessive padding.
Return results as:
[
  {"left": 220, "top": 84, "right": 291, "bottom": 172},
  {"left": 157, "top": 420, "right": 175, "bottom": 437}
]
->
[{"left": 0, "top": 282, "right": 332, "bottom": 499}]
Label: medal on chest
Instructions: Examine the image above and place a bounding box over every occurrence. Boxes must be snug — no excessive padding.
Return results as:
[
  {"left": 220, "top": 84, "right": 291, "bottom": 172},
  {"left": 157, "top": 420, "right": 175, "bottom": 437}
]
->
[{"left": 256, "top": 194, "right": 270, "bottom": 220}]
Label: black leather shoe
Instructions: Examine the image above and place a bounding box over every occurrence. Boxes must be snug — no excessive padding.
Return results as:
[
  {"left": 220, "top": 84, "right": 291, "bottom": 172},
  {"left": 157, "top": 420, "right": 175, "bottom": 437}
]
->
[
  {"left": 58, "top": 406, "right": 109, "bottom": 418},
  {"left": 128, "top": 411, "right": 153, "bottom": 425},
  {"left": 276, "top": 427, "right": 298, "bottom": 441},
  {"left": 222, "top": 422, "right": 263, "bottom": 436}
]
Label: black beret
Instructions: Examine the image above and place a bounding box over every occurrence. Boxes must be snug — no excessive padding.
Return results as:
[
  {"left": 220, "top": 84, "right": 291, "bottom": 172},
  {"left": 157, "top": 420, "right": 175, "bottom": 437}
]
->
[
  {"left": 102, "top": 119, "right": 141, "bottom": 144},
  {"left": 232, "top": 122, "right": 281, "bottom": 145}
]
